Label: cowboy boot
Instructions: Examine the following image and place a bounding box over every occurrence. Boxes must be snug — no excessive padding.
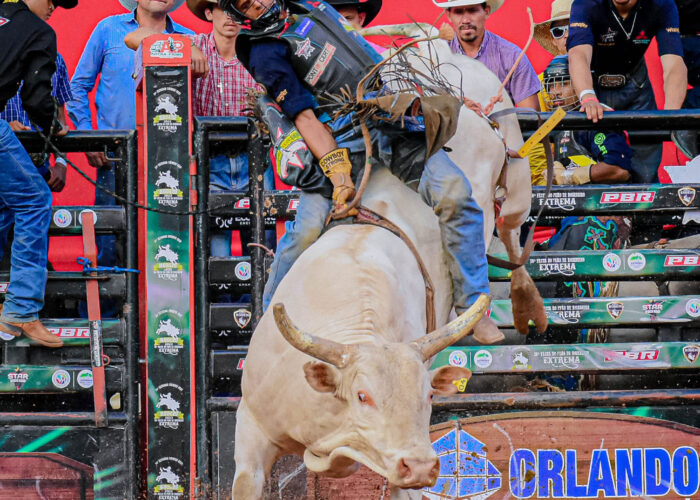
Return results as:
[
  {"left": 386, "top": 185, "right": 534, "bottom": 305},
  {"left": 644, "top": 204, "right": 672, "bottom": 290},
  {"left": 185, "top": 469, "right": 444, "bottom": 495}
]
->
[
  {"left": 0, "top": 316, "right": 63, "bottom": 348},
  {"left": 471, "top": 316, "right": 505, "bottom": 344}
]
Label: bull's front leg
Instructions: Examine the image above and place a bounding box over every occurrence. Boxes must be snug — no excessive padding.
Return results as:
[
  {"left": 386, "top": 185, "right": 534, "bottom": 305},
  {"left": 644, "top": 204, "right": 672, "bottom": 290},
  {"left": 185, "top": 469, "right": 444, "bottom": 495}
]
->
[
  {"left": 232, "top": 401, "right": 281, "bottom": 500},
  {"left": 497, "top": 225, "right": 548, "bottom": 335}
]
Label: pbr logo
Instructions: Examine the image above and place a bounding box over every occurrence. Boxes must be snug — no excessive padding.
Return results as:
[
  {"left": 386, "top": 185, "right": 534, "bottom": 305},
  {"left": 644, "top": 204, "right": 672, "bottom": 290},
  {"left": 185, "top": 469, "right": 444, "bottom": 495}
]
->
[
  {"left": 233, "top": 308, "right": 251, "bottom": 329},
  {"left": 154, "top": 314, "right": 184, "bottom": 356},
  {"left": 606, "top": 301, "right": 624, "bottom": 319},
  {"left": 600, "top": 191, "right": 655, "bottom": 204},
  {"left": 677, "top": 186, "right": 696, "bottom": 206},
  {"left": 604, "top": 349, "right": 659, "bottom": 362},
  {"left": 153, "top": 88, "right": 183, "bottom": 134},
  {"left": 423, "top": 427, "right": 501, "bottom": 499},
  {"left": 237, "top": 358, "right": 246, "bottom": 370},
  {"left": 154, "top": 384, "right": 185, "bottom": 430},
  {"left": 150, "top": 36, "right": 185, "bottom": 59},
  {"left": 511, "top": 349, "right": 531, "bottom": 370},
  {"left": 8, "top": 367, "right": 28, "bottom": 390},
  {"left": 0, "top": 16, "right": 9, "bottom": 27},
  {"left": 664, "top": 254, "right": 700, "bottom": 267},
  {"left": 288, "top": 198, "right": 299, "bottom": 211},
  {"left": 48, "top": 327, "right": 90, "bottom": 338},
  {"left": 0, "top": 282, "right": 7, "bottom": 293},
  {"left": 234, "top": 198, "right": 250, "bottom": 209},
  {"left": 153, "top": 457, "right": 185, "bottom": 497},
  {"left": 294, "top": 37, "right": 316, "bottom": 59},
  {"left": 153, "top": 162, "right": 184, "bottom": 207},
  {"left": 683, "top": 345, "right": 700, "bottom": 364}
]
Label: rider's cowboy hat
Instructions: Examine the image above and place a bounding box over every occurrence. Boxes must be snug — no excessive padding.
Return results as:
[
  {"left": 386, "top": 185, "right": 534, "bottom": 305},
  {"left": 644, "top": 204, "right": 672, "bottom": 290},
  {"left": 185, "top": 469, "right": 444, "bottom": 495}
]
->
[
  {"left": 534, "top": 0, "right": 573, "bottom": 55},
  {"left": 432, "top": 0, "right": 504, "bottom": 13},
  {"left": 187, "top": 0, "right": 217, "bottom": 21},
  {"left": 119, "top": 0, "right": 186, "bottom": 12},
  {"left": 326, "top": 0, "right": 382, "bottom": 27}
]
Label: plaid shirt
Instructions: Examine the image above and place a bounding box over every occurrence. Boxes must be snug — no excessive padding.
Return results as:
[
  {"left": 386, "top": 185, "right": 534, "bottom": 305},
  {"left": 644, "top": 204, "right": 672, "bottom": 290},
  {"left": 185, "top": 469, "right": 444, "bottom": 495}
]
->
[
  {"left": 0, "top": 53, "right": 72, "bottom": 126},
  {"left": 191, "top": 33, "right": 261, "bottom": 117}
]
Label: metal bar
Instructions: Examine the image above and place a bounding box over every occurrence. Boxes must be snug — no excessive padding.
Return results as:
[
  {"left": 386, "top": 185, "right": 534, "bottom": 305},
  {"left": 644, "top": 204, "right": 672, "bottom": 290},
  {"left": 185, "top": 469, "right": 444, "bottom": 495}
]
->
[
  {"left": 194, "top": 116, "right": 249, "bottom": 132},
  {"left": 14, "top": 130, "right": 135, "bottom": 152},
  {"left": 516, "top": 109, "right": 700, "bottom": 131},
  {"left": 124, "top": 131, "right": 140, "bottom": 500},
  {"left": 81, "top": 213, "right": 108, "bottom": 428},
  {"left": 0, "top": 412, "right": 129, "bottom": 425},
  {"left": 206, "top": 397, "right": 241, "bottom": 412},
  {"left": 432, "top": 389, "right": 700, "bottom": 411},
  {"left": 247, "top": 119, "right": 266, "bottom": 329},
  {"left": 194, "top": 123, "right": 212, "bottom": 498},
  {"left": 0, "top": 273, "right": 126, "bottom": 300}
]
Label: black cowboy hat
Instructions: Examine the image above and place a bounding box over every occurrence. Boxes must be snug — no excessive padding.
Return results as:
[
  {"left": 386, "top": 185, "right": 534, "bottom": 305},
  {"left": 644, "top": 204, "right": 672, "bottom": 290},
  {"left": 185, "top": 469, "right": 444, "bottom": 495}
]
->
[{"left": 327, "top": 0, "right": 382, "bottom": 27}]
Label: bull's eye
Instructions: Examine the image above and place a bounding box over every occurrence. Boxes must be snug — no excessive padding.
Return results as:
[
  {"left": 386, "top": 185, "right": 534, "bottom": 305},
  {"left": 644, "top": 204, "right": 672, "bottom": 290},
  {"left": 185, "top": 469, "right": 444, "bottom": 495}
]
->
[{"left": 357, "top": 391, "right": 375, "bottom": 407}]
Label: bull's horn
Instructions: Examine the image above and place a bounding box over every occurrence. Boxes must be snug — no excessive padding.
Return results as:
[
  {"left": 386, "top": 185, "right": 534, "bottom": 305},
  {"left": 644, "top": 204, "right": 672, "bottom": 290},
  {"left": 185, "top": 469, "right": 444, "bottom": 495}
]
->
[
  {"left": 410, "top": 294, "right": 491, "bottom": 361},
  {"left": 273, "top": 303, "right": 353, "bottom": 368},
  {"left": 360, "top": 23, "right": 454, "bottom": 41}
]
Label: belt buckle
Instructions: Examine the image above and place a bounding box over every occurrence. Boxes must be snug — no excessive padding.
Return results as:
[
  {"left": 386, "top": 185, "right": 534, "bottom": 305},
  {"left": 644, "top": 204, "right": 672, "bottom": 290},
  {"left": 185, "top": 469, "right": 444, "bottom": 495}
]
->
[{"left": 598, "top": 74, "right": 627, "bottom": 89}]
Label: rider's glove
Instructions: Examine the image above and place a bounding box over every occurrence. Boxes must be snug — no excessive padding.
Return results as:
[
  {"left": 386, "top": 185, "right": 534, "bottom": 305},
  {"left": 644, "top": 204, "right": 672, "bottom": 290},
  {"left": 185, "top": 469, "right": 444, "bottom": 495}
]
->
[
  {"left": 554, "top": 161, "right": 591, "bottom": 185},
  {"left": 319, "top": 148, "right": 358, "bottom": 215}
]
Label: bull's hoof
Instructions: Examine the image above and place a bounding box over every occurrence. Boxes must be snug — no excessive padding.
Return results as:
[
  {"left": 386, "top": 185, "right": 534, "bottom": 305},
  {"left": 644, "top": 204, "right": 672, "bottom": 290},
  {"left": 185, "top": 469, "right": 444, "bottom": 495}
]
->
[
  {"left": 472, "top": 316, "right": 505, "bottom": 344},
  {"left": 510, "top": 268, "right": 548, "bottom": 335}
]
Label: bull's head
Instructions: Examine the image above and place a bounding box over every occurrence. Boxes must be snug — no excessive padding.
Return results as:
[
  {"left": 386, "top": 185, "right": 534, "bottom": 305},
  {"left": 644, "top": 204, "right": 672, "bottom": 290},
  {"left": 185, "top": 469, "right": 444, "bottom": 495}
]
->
[{"left": 272, "top": 294, "right": 489, "bottom": 489}]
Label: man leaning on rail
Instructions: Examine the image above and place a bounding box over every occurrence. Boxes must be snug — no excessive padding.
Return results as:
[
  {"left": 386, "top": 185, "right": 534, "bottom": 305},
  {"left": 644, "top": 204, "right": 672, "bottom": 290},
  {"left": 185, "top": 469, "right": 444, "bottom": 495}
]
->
[
  {"left": 0, "top": 0, "right": 77, "bottom": 348},
  {"left": 215, "top": 0, "right": 502, "bottom": 343}
]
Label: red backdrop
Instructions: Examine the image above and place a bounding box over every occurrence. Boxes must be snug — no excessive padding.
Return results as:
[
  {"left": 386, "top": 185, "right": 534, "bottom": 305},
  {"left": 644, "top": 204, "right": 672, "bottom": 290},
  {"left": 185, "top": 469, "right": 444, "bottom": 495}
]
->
[{"left": 45, "top": 0, "right": 684, "bottom": 269}]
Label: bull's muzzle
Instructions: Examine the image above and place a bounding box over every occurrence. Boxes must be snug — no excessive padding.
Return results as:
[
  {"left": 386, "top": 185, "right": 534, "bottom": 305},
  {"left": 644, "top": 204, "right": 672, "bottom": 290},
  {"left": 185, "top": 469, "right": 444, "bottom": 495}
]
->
[{"left": 396, "top": 456, "right": 440, "bottom": 488}]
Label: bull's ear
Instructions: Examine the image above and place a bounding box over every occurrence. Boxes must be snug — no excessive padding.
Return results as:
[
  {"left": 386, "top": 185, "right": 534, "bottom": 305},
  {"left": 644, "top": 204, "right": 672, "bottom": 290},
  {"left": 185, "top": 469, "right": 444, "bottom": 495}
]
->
[
  {"left": 303, "top": 361, "right": 341, "bottom": 393},
  {"left": 430, "top": 366, "right": 472, "bottom": 395}
]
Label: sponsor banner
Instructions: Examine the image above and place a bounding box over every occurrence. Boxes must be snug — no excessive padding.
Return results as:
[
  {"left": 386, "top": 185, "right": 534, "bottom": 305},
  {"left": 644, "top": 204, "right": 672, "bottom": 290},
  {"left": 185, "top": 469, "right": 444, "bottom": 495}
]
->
[
  {"left": 10, "top": 319, "right": 122, "bottom": 346},
  {"left": 488, "top": 249, "right": 700, "bottom": 280},
  {"left": 424, "top": 412, "right": 700, "bottom": 500},
  {"left": 431, "top": 342, "right": 699, "bottom": 373},
  {"left": 487, "top": 295, "right": 700, "bottom": 327},
  {"left": 0, "top": 366, "right": 111, "bottom": 391},
  {"left": 530, "top": 184, "right": 699, "bottom": 214}
]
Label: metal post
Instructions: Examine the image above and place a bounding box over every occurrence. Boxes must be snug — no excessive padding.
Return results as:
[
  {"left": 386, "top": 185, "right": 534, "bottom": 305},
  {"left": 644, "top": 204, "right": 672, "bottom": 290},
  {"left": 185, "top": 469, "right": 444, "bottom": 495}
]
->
[
  {"left": 194, "top": 122, "right": 211, "bottom": 498},
  {"left": 247, "top": 119, "right": 266, "bottom": 328}
]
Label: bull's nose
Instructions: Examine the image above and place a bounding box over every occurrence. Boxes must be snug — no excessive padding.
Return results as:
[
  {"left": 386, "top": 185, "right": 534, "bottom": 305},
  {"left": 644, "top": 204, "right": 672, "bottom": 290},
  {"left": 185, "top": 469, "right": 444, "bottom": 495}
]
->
[{"left": 397, "top": 457, "right": 440, "bottom": 487}]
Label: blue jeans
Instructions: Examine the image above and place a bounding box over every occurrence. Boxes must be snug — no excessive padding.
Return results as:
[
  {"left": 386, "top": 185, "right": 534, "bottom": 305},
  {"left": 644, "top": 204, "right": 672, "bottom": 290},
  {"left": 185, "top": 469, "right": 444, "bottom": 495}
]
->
[
  {"left": 95, "top": 165, "right": 116, "bottom": 267},
  {"left": 262, "top": 150, "right": 490, "bottom": 312},
  {"left": 209, "top": 153, "right": 275, "bottom": 257},
  {"left": 0, "top": 119, "right": 52, "bottom": 322},
  {"left": 596, "top": 64, "right": 662, "bottom": 182}
]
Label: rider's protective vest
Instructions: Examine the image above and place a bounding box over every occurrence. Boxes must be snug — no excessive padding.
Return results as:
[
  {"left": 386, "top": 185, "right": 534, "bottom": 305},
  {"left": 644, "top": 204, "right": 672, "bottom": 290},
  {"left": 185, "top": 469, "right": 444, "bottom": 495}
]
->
[
  {"left": 242, "top": 0, "right": 383, "bottom": 103},
  {"left": 552, "top": 130, "right": 596, "bottom": 168}
]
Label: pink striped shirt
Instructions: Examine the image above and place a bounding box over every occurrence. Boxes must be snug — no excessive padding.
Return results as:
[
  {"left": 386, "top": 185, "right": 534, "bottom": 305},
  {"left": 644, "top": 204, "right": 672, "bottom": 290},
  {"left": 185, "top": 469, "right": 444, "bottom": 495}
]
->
[{"left": 191, "top": 32, "right": 262, "bottom": 117}]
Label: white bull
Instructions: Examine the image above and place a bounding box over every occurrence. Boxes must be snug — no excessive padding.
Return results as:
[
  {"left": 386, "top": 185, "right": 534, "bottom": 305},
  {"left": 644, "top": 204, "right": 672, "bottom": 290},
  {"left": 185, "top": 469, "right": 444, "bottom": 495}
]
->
[
  {"left": 233, "top": 169, "right": 489, "bottom": 499},
  {"left": 365, "top": 25, "right": 548, "bottom": 334}
]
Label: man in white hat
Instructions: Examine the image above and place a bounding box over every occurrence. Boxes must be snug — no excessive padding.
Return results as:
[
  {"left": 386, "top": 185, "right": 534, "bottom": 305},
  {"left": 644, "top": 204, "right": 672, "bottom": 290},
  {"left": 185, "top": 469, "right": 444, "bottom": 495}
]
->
[
  {"left": 67, "top": 0, "right": 192, "bottom": 302},
  {"left": 534, "top": 0, "right": 573, "bottom": 57}
]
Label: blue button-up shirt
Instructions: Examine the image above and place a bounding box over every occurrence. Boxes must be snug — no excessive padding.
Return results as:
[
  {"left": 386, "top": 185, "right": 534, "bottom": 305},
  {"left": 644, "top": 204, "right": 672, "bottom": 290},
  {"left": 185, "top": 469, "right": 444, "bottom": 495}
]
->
[
  {"left": 67, "top": 10, "right": 193, "bottom": 131},
  {"left": 1, "top": 53, "right": 72, "bottom": 126}
]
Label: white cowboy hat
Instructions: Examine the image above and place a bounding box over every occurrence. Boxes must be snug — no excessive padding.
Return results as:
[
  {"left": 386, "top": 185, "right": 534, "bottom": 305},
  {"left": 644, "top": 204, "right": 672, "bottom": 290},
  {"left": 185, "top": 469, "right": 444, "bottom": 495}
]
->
[
  {"left": 119, "top": 0, "right": 186, "bottom": 12},
  {"left": 432, "top": 0, "right": 504, "bottom": 13},
  {"left": 534, "top": 0, "right": 573, "bottom": 55}
]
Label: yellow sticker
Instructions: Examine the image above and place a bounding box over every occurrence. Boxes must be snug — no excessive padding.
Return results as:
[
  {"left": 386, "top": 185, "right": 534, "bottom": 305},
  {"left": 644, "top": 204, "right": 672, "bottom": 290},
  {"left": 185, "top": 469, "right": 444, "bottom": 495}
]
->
[
  {"left": 518, "top": 107, "right": 566, "bottom": 158},
  {"left": 452, "top": 377, "right": 469, "bottom": 393}
]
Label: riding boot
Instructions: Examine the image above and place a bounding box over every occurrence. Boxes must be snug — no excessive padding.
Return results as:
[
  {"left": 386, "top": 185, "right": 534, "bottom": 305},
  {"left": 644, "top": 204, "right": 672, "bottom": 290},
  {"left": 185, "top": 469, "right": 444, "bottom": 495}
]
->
[{"left": 0, "top": 318, "right": 63, "bottom": 347}]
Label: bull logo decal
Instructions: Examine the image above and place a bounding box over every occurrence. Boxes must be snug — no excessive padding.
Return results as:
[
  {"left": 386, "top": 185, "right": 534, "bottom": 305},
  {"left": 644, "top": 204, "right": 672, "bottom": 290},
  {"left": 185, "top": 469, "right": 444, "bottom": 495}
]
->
[
  {"left": 156, "top": 170, "right": 179, "bottom": 190},
  {"left": 156, "top": 319, "right": 181, "bottom": 339},
  {"left": 156, "top": 466, "right": 180, "bottom": 487},
  {"left": 156, "top": 392, "right": 180, "bottom": 412},
  {"left": 155, "top": 245, "right": 178, "bottom": 264},
  {"left": 155, "top": 95, "right": 178, "bottom": 115},
  {"left": 678, "top": 187, "right": 696, "bottom": 207},
  {"left": 423, "top": 427, "right": 501, "bottom": 499}
]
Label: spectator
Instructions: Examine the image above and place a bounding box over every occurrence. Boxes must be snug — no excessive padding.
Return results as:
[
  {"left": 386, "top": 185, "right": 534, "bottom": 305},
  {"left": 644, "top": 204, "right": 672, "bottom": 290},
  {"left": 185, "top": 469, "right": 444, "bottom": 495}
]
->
[
  {"left": 0, "top": 52, "right": 72, "bottom": 193},
  {"left": 0, "top": 0, "right": 76, "bottom": 348},
  {"left": 671, "top": 0, "right": 699, "bottom": 159},
  {"left": 568, "top": 0, "right": 688, "bottom": 182},
  {"left": 327, "top": 0, "right": 384, "bottom": 53},
  {"left": 436, "top": 0, "right": 547, "bottom": 185},
  {"left": 542, "top": 56, "right": 636, "bottom": 184},
  {"left": 534, "top": 0, "right": 573, "bottom": 57},
  {"left": 67, "top": 0, "right": 192, "bottom": 274}
]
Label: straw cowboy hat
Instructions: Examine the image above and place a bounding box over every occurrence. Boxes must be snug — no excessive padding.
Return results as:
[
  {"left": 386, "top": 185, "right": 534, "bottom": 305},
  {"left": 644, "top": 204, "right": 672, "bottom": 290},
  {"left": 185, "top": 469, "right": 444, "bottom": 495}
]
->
[
  {"left": 432, "top": 0, "right": 504, "bottom": 13},
  {"left": 187, "top": 0, "right": 217, "bottom": 21},
  {"left": 327, "top": 0, "right": 383, "bottom": 27},
  {"left": 534, "top": 0, "right": 573, "bottom": 55},
  {"left": 119, "top": 0, "right": 186, "bottom": 12}
]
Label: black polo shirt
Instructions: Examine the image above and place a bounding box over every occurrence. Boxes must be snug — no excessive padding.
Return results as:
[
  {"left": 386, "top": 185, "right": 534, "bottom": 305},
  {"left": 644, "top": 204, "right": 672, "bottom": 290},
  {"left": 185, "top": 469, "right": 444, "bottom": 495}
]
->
[
  {"left": 567, "top": 0, "right": 683, "bottom": 76},
  {"left": 0, "top": 0, "right": 56, "bottom": 132}
]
